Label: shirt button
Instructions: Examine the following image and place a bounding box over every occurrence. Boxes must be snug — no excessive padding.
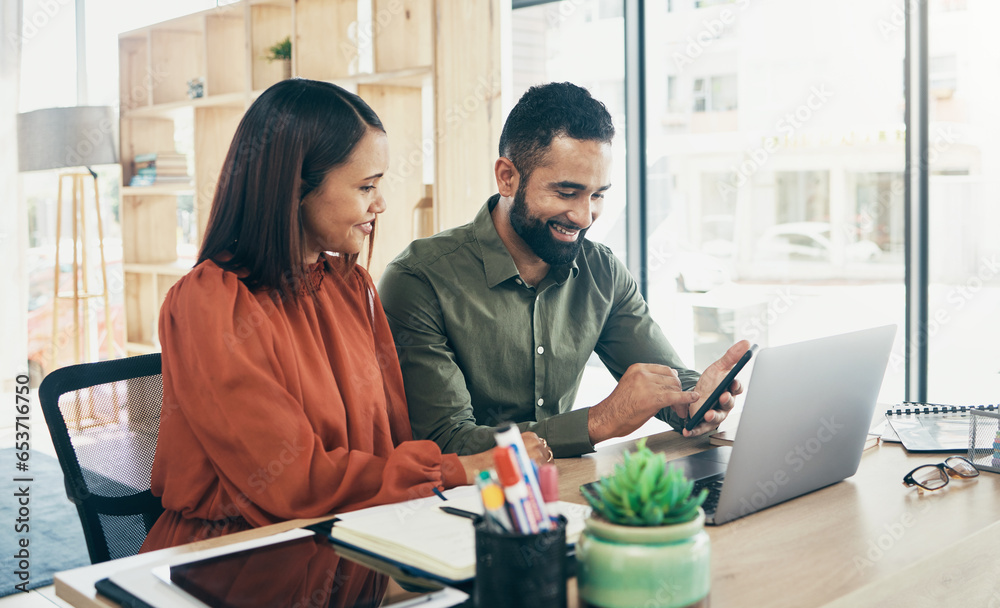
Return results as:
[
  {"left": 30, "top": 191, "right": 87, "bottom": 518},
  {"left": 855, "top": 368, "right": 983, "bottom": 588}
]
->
[
  {"left": 537, "top": 398, "right": 545, "bottom": 406},
  {"left": 536, "top": 346, "right": 544, "bottom": 355},
  {"left": 515, "top": 278, "right": 522, "bottom": 285}
]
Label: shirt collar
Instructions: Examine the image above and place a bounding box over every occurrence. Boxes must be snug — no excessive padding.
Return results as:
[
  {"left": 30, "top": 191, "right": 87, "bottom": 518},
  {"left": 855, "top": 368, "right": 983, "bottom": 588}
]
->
[{"left": 474, "top": 194, "right": 580, "bottom": 289}]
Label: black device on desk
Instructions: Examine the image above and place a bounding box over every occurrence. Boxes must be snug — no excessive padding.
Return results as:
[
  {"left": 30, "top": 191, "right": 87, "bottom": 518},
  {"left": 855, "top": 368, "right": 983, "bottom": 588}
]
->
[
  {"left": 684, "top": 344, "right": 757, "bottom": 432},
  {"left": 94, "top": 529, "right": 469, "bottom": 608}
]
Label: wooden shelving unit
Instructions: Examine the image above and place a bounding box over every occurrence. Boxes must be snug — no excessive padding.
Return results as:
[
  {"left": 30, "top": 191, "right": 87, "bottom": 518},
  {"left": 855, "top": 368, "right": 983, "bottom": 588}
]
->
[{"left": 119, "top": 0, "right": 502, "bottom": 356}]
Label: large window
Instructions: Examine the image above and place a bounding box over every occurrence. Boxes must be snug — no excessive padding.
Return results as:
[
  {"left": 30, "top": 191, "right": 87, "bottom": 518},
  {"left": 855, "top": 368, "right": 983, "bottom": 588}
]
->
[
  {"left": 926, "top": 0, "right": 1000, "bottom": 403},
  {"left": 511, "top": 0, "right": 628, "bottom": 259},
  {"left": 20, "top": 0, "right": 220, "bottom": 379},
  {"left": 511, "top": 1, "right": 632, "bottom": 435},
  {"left": 512, "top": 0, "right": 996, "bottom": 412},
  {"left": 644, "top": 0, "right": 907, "bottom": 402}
]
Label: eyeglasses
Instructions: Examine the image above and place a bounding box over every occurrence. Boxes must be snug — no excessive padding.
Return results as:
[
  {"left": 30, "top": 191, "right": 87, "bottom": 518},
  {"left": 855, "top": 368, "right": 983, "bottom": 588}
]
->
[{"left": 903, "top": 456, "right": 979, "bottom": 491}]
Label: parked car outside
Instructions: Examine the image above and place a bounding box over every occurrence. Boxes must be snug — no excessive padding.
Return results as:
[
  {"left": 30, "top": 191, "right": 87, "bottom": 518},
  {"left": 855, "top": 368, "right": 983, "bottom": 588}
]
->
[{"left": 754, "top": 222, "right": 882, "bottom": 263}]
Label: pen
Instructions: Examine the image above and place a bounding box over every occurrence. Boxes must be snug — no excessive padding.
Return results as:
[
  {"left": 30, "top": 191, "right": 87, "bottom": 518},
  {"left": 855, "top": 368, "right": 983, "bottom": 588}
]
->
[
  {"left": 494, "top": 424, "right": 550, "bottom": 531},
  {"left": 439, "top": 506, "right": 480, "bottom": 520},
  {"left": 493, "top": 446, "right": 537, "bottom": 534},
  {"left": 478, "top": 470, "right": 513, "bottom": 533},
  {"left": 480, "top": 479, "right": 514, "bottom": 533}
]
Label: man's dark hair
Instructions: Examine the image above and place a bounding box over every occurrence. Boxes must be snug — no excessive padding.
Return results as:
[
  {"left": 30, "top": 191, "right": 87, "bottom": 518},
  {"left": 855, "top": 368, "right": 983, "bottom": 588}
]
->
[
  {"left": 498, "top": 82, "right": 615, "bottom": 180},
  {"left": 198, "top": 79, "right": 384, "bottom": 297}
]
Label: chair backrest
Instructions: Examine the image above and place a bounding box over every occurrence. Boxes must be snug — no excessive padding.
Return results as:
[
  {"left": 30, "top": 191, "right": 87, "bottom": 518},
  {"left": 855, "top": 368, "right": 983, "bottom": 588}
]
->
[{"left": 38, "top": 353, "right": 164, "bottom": 564}]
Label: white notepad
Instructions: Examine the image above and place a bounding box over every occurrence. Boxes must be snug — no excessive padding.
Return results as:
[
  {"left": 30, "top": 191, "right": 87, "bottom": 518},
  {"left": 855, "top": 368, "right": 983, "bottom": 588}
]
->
[{"left": 326, "top": 486, "right": 590, "bottom": 583}]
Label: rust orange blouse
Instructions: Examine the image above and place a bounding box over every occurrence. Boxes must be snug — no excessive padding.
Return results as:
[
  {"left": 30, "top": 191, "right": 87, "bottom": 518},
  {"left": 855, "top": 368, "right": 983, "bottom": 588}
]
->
[{"left": 141, "top": 256, "right": 466, "bottom": 552}]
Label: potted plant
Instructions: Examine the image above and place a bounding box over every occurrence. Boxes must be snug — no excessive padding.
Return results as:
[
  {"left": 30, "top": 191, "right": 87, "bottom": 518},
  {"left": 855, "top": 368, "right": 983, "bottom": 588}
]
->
[
  {"left": 578, "top": 439, "right": 711, "bottom": 608},
  {"left": 266, "top": 36, "right": 292, "bottom": 80}
]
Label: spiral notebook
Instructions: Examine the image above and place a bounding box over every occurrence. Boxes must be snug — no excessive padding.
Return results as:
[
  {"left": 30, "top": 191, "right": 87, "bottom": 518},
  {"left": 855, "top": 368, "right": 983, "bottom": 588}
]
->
[{"left": 884, "top": 402, "right": 998, "bottom": 452}]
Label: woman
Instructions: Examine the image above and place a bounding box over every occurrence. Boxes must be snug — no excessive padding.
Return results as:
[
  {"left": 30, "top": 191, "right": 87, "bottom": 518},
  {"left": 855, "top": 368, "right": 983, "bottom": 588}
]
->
[{"left": 141, "top": 79, "right": 550, "bottom": 553}]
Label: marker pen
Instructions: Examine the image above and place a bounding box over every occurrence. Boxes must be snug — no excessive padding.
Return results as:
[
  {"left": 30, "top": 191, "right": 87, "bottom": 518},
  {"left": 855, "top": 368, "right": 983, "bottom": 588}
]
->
[
  {"left": 539, "top": 463, "right": 560, "bottom": 526},
  {"left": 493, "top": 446, "right": 538, "bottom": 534},
  {"left": 494, "top": 424, "right": 550, "bottom": 531},
  {"left": 477, "top": 470, "right": 513, "bottom": 533}
]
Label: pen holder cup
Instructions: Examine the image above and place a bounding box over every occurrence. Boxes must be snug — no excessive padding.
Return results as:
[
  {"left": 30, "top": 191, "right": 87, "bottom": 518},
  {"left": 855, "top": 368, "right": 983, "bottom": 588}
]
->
[{"left": 473, "top": 515, "right": 567, "bottom": 608}]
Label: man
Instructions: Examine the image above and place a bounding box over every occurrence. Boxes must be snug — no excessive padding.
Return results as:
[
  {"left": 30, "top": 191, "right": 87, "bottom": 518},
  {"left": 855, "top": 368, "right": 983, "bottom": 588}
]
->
[{"left": 379, "top": 82, "right": 749, "bottom": 457}]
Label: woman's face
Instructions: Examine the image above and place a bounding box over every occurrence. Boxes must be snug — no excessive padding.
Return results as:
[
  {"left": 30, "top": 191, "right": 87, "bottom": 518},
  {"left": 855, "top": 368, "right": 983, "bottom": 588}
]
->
[{"left": 300, "top": 128, "right": 389, "bottom": 261}]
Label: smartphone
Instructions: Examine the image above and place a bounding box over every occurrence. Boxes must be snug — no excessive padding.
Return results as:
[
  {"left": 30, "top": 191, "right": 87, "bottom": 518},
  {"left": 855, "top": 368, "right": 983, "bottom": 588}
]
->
[{"left": 684, "top": 344, "right": 758, "bottom": 432}]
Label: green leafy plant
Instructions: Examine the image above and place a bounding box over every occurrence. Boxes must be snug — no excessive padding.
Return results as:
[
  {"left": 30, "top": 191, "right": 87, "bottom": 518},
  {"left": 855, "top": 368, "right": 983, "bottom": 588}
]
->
[
  {"left": 581, "top": 438, "right": 707, "bottom": 526},
  {"left": 266, "top": 36, "right": 291, "bottom": 62}
]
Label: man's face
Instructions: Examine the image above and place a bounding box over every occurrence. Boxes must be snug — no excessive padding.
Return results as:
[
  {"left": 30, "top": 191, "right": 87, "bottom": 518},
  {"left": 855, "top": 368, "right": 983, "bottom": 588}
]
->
[{"left": 508, "top": 136, "right": 613, "bottom": 266}]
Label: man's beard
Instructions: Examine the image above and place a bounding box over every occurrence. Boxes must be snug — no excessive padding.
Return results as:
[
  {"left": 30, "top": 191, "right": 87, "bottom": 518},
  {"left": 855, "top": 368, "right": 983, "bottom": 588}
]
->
[{"left": 509, "top": 181, "right": 588, "bottom": 266}]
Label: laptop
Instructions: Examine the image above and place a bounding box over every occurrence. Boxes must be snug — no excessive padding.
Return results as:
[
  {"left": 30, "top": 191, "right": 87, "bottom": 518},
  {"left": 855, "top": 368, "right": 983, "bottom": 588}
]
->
[{"left": 598, "top": 325, "right": 897, "bottom": 526}]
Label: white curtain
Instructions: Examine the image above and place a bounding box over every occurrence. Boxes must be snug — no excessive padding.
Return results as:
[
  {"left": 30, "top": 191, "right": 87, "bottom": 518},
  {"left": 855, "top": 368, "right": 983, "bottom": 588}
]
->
[{"left": 1, "top": 0, "right": 27, "bottom": 389}]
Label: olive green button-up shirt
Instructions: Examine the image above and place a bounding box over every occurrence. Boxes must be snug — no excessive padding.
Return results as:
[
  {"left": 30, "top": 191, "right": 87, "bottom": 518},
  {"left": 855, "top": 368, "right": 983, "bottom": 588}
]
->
[{"left": 378, "top": 195, "right": 700, "bottom": 457}]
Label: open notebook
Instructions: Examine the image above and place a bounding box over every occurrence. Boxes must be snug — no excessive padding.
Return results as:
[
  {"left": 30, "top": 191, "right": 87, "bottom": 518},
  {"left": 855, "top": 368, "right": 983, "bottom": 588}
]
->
[
  {"left": 318, "top": 486, "right": 590, "bottom": 584},
  {"left": 884, "top": 402, "right": 998, "bottom": 452}
]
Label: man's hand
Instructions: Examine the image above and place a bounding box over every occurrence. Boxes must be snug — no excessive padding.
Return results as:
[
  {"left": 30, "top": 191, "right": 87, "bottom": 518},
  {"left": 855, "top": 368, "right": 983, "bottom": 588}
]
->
[
  {"left": 587, "top": 364, "right": 701, "bottom": 445},
  {"left": 682, "top": 340, "right": 751, "bottom": 437},
  {"left": 456, "top": 432, "right": 552, "bottom": 485}
]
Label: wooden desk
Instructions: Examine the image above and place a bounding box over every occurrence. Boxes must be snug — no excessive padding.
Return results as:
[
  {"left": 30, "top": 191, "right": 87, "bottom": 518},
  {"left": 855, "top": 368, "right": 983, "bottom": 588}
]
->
[{"left": 55, "top": 431, "right": 1000, "bottom": 608}]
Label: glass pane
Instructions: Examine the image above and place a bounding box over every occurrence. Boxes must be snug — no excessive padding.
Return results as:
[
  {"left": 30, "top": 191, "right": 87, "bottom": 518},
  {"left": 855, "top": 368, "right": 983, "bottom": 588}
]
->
[
  {"left": 510, "top": 0, "right": 627, "bottom": 258},
  {"left": 710, "top": 74, "right": 738, "bottom": 112},
  {"left": 511, "top": 1, "right": 628, "bottom": 431},
  {"left": 927, "top": 0, "right": 1000, "bottom": 404},
  {"left": 644, "top": 0, "right": 905, "bottom": 405}
]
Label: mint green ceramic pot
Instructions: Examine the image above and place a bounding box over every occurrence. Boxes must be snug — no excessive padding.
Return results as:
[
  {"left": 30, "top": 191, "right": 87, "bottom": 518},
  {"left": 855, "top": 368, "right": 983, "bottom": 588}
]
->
[{"left": 576, "top": 508, "right": 710, "bottom": 608}]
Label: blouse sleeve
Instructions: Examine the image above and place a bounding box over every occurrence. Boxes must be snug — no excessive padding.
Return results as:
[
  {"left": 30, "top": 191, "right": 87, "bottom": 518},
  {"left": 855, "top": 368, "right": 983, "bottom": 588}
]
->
[{"left": 154, "top": 263, "right": 466, "bottom": 527}]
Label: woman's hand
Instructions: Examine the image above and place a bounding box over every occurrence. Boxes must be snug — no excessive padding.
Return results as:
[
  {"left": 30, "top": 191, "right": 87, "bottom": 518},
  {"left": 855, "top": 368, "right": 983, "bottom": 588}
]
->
[{"left": 456, "top": 432, "right": 553, "bottom": 485}]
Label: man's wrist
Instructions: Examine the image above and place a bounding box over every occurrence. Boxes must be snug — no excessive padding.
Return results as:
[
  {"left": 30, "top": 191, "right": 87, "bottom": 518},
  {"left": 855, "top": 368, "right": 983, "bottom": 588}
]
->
[{"left": 587, "top": 404, "right": 609, "bottom": 445}]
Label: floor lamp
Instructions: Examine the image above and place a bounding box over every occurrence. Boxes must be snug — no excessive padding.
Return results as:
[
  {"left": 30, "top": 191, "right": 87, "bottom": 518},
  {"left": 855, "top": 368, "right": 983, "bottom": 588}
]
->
[{"left": 18, "top": 106, "right": 119, "bottom": 372}]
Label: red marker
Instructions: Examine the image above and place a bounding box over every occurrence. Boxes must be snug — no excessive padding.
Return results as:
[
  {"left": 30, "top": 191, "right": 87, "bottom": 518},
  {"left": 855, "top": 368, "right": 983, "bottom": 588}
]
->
[
  {"left": 539, "top": 463, "right": 560, "bottom": 525},
  {"left": 493, "top": 446, "right": 538, "bottom": 534}
]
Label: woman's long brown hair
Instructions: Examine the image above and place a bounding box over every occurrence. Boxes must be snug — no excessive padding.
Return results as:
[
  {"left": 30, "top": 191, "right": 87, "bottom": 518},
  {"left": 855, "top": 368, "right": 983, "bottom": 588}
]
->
[{"left": 198, "top": 79, "right": 384, "bottom": 298}]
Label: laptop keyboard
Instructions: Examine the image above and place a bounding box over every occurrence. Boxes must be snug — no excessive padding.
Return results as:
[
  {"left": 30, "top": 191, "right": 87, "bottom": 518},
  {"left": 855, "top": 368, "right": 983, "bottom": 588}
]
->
[{"left": 693, "top": 476, "right": 725, "bottom": 516}]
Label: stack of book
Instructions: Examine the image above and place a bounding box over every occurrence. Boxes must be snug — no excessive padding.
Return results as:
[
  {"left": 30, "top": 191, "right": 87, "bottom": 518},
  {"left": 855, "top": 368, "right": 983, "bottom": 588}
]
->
[{"left": 129, "top": 152, "right": 191, "bottom": 187}]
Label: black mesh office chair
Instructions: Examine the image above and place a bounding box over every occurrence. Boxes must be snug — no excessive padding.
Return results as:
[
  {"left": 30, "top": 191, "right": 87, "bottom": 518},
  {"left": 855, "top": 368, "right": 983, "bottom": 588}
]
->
[{"left": 38, "top": 353, "right": 165, "bottom": 563}]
